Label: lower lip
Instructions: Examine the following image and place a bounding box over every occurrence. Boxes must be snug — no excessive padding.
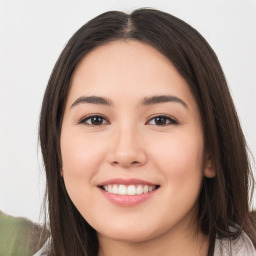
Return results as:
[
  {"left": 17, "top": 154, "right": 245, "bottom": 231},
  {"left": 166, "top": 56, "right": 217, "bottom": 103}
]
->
[{"left": 99, "top": 188, "right": 158, "bottom": 206}]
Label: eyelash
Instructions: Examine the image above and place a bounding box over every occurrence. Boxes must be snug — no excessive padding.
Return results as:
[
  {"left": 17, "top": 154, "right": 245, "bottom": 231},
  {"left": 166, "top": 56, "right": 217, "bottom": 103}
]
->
[
  {"left": 146, "top": 114, "right": 178, "bottom": 126},
  {"left": 78, "top": 114, "right": 109, "bottom": 127},
  {"left": 78, "top": 114, "right": 178, "bottom": 127}
]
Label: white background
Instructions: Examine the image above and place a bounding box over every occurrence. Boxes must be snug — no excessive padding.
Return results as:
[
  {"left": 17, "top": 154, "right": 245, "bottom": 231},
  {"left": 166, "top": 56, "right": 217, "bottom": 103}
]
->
[{"left": 0, "top": 0, "right": 255, "bottom": 223}]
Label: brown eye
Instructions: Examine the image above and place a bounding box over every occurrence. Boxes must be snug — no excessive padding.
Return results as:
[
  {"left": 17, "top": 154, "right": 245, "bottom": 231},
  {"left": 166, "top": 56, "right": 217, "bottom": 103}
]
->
[
  {"left": 79, "top": 115, "right": 108, "bottom": 126},
  {"left": 147, "top": 115, "right": 178, "bottom": 126}
]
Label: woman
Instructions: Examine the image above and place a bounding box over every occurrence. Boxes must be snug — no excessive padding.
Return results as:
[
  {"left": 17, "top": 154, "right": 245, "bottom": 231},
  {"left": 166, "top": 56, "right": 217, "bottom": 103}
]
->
[{"left": 36, "top": 8, "right": 256, "bottom": 256}]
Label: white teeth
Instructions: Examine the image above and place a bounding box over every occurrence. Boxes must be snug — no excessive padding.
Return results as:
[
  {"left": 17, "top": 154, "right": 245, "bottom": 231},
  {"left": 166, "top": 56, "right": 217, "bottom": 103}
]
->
[
  {"left": 119, "top": 185, "right": 126, "bottom": 195},
  {"left": 143, "top": 185, "right": 149, "bottom": 193},
  {"left": 107, "top": 184, "right": 113, "bottom": 193},
  {"left": 136, "top": 185, "right": 143, "bottom": 194},
  {"left": 112, "top": 184, "right": 118, "bottom": 194},
  {"left": 102, "top": 184, "right": 157, "bottom": 195},
  {"left": 127, "top": 185, "right": 136, "bottom": 195}
]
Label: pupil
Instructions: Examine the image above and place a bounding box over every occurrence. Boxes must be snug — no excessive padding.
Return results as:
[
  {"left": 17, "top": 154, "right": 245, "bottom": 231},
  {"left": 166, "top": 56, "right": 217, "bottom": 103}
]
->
[
  {"left": 155, "top": 116, "right": 166, "bottom": 125},
  {"left": 92, "top": 116, "right": 103, "bottom": 125}
]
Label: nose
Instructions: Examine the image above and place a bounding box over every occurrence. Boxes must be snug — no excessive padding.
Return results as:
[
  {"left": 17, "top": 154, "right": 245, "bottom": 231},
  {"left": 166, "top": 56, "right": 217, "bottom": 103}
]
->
[{"left": 107, "top": 126, "right": 147, "bottom": 168}]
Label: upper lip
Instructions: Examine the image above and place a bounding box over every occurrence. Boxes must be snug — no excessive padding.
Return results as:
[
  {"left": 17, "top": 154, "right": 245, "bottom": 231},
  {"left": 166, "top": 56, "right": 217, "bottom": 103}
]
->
[{"left": 98, "top": 178, "right": 159, "bottom": 186}]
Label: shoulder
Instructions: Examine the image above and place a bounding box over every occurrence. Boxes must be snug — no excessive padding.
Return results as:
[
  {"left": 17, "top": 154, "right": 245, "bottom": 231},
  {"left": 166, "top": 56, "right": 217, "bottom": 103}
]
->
[{"left": 214, "top": 231, "right": 256, "bottom": 256}]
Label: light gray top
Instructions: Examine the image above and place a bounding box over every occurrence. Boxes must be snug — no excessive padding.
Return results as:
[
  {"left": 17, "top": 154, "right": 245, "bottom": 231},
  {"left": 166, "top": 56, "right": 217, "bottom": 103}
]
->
[
  {"left": 33, "top": 239, "right": 49, "bottom": 256},
  {"left": 34, "top": 231, "right": 256, "bottom": 256},
  {"left": 214, "top": 231, "right": 256, "bottom": 256}
]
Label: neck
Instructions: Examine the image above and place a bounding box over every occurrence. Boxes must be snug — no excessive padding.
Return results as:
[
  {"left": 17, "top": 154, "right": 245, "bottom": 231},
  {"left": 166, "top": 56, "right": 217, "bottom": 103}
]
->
[{"left": 97, "top": 224, "right": 209, "bottom": 256}]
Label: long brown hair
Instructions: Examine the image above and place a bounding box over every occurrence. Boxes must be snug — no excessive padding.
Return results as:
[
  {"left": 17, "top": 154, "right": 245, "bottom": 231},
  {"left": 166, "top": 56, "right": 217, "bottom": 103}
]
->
[{"left": 39, "top": 8, "right": 255, "bottom": 256}]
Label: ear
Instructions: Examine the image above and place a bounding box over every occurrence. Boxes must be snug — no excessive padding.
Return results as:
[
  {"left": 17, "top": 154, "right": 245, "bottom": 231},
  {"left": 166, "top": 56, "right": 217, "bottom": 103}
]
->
[
  {"left": 203, "top": 155, "right": 216, "bottom": 178},
  {"left": 60, "top": 169, "right": 64, "bottom": 177}
]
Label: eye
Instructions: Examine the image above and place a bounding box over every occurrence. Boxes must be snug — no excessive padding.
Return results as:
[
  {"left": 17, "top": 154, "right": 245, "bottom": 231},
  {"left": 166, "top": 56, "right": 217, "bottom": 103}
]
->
[
  {"left": 78, "top": 115, "right": 109, "bottom": 126},
  {"left": 146, "top": 115, "right": 178, "bottom": 126}
]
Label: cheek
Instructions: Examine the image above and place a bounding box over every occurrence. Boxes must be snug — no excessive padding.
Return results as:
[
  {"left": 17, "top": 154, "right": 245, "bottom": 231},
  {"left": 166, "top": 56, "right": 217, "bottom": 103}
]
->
[
  {"left": 149, "top": 132, "right": 204, "bottom": 223},
  {"left": 150, "top": 131, "right": 204, "bottom": 183},
  {"left": 60, "top": 130, "right": 106, "bottom": 211},
  {"left": 61, "top": 131, "right": 105, "bottom": 175}
]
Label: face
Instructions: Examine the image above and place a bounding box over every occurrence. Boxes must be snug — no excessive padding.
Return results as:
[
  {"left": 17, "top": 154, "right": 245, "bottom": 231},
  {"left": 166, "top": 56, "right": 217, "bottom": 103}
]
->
[{"left": 60, "top": 40, "right": 213, "bottom": 243}]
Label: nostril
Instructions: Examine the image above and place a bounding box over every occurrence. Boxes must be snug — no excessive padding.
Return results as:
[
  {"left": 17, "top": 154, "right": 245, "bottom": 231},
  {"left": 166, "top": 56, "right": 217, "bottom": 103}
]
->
[{"left": 111, "top": 160, "right": 141, "bottom": 166}]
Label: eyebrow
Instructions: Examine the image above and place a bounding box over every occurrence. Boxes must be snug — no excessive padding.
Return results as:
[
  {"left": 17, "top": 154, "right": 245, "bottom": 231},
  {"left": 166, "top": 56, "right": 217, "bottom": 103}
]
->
[
  {"left": 70, "top": 95, "right": 187, "bottom": 109},
  {"left": 142, "top": 95, "right": 188, "bottom": 108},
  {"left": 71, "top": 96, "right": 113, "bottom": 108}
]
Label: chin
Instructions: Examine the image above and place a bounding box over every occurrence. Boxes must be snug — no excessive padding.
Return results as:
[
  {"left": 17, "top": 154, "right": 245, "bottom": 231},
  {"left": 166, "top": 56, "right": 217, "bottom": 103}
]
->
[
  {"left": 100, "top": 231, "right": 155, "bottom": 243},
  {"left": 96, "top": 221, "right": 163, "bottom": 243}
]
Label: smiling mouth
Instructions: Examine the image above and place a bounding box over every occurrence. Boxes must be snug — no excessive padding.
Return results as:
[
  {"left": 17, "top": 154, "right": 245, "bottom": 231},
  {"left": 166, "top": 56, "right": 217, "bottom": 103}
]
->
[{"left": 99, "top": 184, "right": 160, "bottom": 196}]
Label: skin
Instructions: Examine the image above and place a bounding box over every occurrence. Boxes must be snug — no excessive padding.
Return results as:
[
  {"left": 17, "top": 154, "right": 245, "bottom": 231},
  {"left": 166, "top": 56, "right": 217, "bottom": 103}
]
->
[{"left": 60, "top": 40, "right": 215, "bottom": 256}]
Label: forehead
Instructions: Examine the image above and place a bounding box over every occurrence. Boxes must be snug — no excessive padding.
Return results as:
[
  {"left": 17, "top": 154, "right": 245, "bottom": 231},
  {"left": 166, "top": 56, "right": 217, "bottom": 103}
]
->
[
  {"left": 71, "top": 40, "right": 181, "bottom": 85},
  {"left": 67, "top": 40, "right": 197, "bottom": 109}
]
